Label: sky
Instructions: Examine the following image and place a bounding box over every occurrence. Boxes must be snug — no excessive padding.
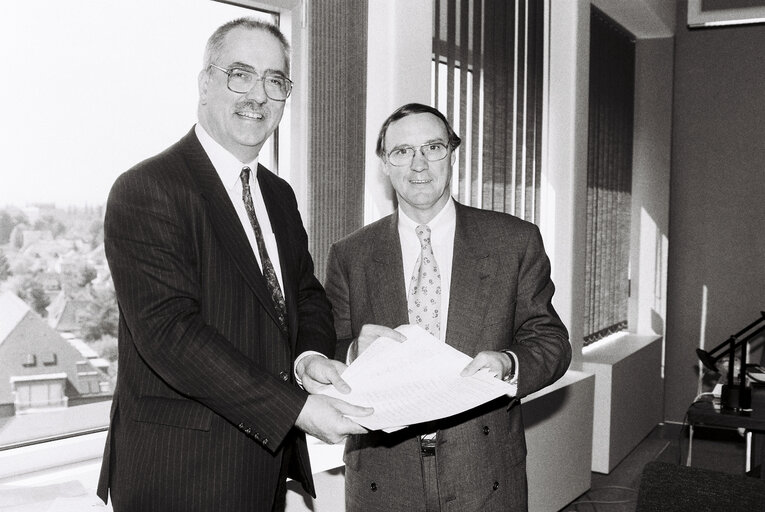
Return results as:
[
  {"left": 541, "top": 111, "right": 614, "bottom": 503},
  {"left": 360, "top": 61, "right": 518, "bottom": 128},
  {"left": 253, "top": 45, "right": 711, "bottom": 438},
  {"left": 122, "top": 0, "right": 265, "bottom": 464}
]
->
[{"left": 0, "top": 0, "right": 272, "bottom": 208}]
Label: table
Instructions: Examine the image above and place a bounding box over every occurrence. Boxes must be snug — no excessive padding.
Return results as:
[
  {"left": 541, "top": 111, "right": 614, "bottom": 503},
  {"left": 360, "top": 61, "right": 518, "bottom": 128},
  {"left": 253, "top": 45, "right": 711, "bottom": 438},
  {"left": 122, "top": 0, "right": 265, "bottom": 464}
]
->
[{"left": 686, "top": 384, "right": 765, "bottom": 479}]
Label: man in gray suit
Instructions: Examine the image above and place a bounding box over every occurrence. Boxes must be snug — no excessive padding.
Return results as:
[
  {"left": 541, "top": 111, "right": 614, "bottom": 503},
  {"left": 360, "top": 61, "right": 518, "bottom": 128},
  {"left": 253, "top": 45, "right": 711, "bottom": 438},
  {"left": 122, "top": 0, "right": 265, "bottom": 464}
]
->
[
  {"left": 324, "top": 103, "right": 571, "bottom": 511},
  {"left": 98, "top": 18, "right": 370, "bottom": 512}
]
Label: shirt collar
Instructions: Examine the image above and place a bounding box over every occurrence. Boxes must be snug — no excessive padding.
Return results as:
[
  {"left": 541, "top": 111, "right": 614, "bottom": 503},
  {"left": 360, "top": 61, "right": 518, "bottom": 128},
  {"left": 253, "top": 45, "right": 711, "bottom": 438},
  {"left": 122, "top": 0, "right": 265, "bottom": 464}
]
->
[
  {"left": 398, "top": 196, "right": 456, "bottom": 233},
  {"left": 195, "top": 123, "right": 259, "bottom": 189}
]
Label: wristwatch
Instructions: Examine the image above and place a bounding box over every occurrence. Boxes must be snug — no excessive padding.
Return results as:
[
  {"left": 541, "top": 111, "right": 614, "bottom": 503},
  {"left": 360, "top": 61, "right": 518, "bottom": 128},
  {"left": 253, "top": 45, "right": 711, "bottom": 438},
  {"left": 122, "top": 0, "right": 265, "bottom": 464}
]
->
[{"left": 501, "top": 350, "right": 516, "bottom": 382}]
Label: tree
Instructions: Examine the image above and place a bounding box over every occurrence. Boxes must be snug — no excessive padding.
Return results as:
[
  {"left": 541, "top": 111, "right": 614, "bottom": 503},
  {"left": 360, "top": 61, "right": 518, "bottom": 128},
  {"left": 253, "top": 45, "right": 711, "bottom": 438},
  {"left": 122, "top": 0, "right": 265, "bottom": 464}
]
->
[
  {"left": 12, "top": 225, "right": 25, "bottom": 249},
  {"left": 77, "top": 264, "right": 98, "bottom": 287},
  {"left": 0, "top": 250, "right": 9, "bottom": 282},
  {"left": 34, "top": 215, "right": 66, "bottom": 238},
  {"left": 89, "top": 335, "right": 118, "bottom": 362},
  {"left": 80, "top": 287, "right": 118, "bottom": 340},
  {"left": 29, "top": 285, "right": 50, "bottom": 317},
  {"left": 0, "top": 211, "right": 13, "bottom": 244},
  {"left": 89, "top": 219, "right": 104, "bottom": 249},
  {"left": 16, "top": 279, "right": 50, "bottom": 317}
]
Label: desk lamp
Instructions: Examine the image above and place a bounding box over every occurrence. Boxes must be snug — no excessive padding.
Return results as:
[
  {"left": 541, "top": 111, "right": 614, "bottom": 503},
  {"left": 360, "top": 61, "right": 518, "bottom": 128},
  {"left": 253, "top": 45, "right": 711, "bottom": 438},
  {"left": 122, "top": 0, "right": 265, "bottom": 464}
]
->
[{"left": 695, "top": 311, "right": 765, "bottom": 411}]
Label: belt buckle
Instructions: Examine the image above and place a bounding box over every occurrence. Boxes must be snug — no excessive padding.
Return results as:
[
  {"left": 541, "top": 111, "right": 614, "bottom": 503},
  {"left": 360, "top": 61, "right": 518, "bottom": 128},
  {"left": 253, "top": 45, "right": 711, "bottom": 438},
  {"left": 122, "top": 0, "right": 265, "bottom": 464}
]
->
[{"left": 420, "top": 436, "right": 437, "bottom": 456}]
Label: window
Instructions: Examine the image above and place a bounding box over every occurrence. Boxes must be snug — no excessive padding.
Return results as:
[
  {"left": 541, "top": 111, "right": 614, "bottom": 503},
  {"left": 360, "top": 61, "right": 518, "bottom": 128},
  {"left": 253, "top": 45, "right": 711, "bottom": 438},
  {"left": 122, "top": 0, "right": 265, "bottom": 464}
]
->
[
  {"left": 10, "top": 375, "right": 68, "bottom": 412},
  {"left": 0, "top": 0, "right": 282, "bottom": 449},
  {"left": 41, "top": 352, "right": 58, "bottom": 366},
  {"left": 582, "top": 7, "right": 635, "bottom": 345},
  {"left": 432, "top": 0, "right": 545, "bottom": 223},
  {"left": 76, "top": 361, "right": 103, "bottom": 395}
]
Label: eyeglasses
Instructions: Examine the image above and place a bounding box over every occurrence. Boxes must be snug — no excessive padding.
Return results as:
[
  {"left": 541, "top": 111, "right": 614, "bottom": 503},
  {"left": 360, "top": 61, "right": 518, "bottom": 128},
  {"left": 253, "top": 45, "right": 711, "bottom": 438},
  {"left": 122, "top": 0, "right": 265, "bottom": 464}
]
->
[
  {"left": 386, "top": 142, "right": 449, "bottom": 167},
  {"left": 209, "top": 64, "right": 293, "bottom": 101}
]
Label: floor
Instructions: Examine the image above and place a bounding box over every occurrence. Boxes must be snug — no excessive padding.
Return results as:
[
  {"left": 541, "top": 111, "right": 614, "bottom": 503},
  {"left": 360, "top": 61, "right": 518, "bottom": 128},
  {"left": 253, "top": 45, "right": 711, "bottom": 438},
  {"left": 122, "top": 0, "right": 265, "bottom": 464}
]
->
[{"left": 559, "top": 423, "right": 750, "bottom": 512}]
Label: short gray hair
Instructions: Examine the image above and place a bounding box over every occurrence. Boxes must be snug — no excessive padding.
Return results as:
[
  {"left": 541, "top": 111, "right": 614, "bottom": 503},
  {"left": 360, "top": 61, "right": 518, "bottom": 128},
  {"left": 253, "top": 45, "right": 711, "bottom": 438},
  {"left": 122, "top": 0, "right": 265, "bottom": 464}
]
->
[{"left": 203, "top": 18, "right": 290, "bottom": 75}]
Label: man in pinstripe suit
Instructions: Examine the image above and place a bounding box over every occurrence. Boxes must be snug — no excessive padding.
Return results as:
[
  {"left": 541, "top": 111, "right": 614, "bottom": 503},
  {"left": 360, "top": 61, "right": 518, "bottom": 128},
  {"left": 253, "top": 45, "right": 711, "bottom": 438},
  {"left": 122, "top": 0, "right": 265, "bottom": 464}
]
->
[{"left": 97, "top": 18, "right": 370, "bottom": 512}]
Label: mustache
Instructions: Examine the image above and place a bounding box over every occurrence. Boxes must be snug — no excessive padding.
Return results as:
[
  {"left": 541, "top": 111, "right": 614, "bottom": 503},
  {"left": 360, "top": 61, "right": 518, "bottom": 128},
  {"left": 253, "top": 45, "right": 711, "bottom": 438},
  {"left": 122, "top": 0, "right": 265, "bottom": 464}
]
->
[{"left": 235, "top": 101, "right": 268, "bottom": 116}]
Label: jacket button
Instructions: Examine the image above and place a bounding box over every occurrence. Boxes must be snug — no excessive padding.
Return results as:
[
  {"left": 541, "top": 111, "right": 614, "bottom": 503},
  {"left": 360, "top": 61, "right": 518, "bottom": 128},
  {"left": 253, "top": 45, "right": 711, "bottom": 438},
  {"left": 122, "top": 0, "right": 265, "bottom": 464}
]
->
[
  {"left": 244, "top": 427, "right": 252, "bottom": 435},
  {"left": 483, "top": 426, "right": 490, "bottom": 435},
  {"left": 280, "top": 371, "right": 289, "bottom": 381},
  {"left": 493, "top": 481, "right": 499, "bottom": 490},
  {"left": 262, "top": 438, "right": 269, "bottom": 446},
  {"left": 370, "top": 482, "right": 377, "bottom": 492}
]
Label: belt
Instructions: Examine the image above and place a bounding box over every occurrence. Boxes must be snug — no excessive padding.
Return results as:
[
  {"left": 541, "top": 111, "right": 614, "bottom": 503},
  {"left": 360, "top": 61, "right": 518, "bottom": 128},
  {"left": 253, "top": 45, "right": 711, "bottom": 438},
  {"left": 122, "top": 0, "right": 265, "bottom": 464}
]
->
[{"left": 420, "top": 435, "right": 437, "bottom": 456}]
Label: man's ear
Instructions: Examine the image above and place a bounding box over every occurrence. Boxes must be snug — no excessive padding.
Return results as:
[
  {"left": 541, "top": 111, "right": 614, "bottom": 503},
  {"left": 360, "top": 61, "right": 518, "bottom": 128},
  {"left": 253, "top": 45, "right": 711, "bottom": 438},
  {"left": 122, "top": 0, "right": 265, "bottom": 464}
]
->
[
  {"left": 198, "top": 69, "right": 209, "bottom": 104},
  {"left": 450, "top": 149, "right": 457, "bottom": 166}
]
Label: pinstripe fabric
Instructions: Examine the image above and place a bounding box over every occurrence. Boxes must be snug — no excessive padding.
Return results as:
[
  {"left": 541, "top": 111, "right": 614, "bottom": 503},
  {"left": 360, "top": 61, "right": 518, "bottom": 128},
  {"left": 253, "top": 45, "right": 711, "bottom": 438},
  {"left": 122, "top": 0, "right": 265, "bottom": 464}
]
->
[
  {"left": 97, "top": 128, "right": 335, "bottom": 511},
  {"left": 325, "top": 202, "right": 571, "bottom": 512}
]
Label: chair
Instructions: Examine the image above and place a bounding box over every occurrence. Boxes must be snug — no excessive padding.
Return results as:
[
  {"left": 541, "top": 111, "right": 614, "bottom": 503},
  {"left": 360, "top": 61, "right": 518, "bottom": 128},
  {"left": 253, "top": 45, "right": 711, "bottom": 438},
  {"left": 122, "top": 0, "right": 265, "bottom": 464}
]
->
[{"left": 635, "top": 461, "right": 765, "bottom": 511}]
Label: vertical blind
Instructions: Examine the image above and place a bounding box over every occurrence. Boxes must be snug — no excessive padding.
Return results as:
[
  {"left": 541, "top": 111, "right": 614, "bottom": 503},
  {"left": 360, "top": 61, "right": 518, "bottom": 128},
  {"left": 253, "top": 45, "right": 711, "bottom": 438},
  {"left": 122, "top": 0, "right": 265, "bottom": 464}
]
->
[
  {"left": 583, "top": 7, "right": 634, "bottom": 345},
  {"left": 306, "top": 0, "right": 368, "bottom": 281},
  {"left": 433, "top": 0, "right": 544, "bottom": 223}
]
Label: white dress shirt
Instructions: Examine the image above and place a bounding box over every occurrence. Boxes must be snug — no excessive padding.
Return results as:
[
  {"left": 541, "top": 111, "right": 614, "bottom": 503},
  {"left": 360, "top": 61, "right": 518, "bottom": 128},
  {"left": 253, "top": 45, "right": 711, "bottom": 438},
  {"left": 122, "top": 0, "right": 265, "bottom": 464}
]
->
[
  {"left": 195, "top": 124, "right": 321, "bottom": 383},
  {"left": 195, "top": 124, "right": 285, "bottom": 294},
  {"left": 398, "top": 198, "right": 456, "bottom": 338},
  {"left": 398, "top": 197, "right": 519, "bottom": 385}
]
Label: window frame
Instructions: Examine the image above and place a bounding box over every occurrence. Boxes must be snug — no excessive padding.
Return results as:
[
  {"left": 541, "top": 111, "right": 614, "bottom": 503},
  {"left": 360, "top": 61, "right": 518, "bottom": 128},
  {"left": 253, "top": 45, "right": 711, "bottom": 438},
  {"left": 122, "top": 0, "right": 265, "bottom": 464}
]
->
[{"left": 0, "top": 0, "right": 307, "bottom": 453}]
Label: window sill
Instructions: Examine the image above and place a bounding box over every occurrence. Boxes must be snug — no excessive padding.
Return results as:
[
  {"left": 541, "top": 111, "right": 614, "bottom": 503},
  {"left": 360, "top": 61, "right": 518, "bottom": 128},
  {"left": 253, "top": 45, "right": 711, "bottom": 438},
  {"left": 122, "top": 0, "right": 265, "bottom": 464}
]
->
[
  {"left": 582, "top": 332, "right": 663, "bottom": 364},
  {"left": 0, "top": 431, "right": 343, "bottom": 511},
  {"left": 0, "top": 432, "right": 110, "bottom": 510}
]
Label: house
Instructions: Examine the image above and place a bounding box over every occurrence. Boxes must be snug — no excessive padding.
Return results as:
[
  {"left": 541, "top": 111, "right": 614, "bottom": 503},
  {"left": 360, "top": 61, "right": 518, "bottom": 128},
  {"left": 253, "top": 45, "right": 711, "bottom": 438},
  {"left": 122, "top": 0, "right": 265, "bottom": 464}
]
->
[
  {"left": 46, "top": 291, "right": 91, "bottom": 333},
  {"left": 0, "top": 291, "right": 111, "bottom": 417},
  {"left": 59, "top": 333, "right": 111, "bottom": 375}
]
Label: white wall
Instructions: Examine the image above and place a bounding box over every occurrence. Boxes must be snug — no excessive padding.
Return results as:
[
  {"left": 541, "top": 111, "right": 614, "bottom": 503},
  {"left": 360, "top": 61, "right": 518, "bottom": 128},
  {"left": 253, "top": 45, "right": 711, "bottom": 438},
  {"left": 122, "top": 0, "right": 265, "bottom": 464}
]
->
[
  {"left": 630, "top": 37, "right": 673, "bottom": 342},
  {"left": 544, "top": 0, "right": 591, "bottom": 363},
  {"left": 547, "top": 0, "right": 674, "bottom": 363},
  {"left": 364, "top": 0, "right": 434, "bottom": 225}
]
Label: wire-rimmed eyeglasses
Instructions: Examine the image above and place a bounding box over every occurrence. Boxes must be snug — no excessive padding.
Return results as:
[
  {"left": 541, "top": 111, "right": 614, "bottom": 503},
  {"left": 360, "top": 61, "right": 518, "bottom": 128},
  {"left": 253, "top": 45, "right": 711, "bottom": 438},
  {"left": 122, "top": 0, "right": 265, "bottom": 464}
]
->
[
  {"left": 209, "top": 64, "right": 293, "bottom": 101},
  {"left": 386, "top": 142, "right": 449, "bottom": 167}
]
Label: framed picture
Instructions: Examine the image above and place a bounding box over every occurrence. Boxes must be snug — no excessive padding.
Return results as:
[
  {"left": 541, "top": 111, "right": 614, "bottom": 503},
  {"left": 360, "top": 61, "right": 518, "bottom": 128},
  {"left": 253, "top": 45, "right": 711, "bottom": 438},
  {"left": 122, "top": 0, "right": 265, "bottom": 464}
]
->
[{"left": 688, "top": 0, "right": 765, "bottom": 27}]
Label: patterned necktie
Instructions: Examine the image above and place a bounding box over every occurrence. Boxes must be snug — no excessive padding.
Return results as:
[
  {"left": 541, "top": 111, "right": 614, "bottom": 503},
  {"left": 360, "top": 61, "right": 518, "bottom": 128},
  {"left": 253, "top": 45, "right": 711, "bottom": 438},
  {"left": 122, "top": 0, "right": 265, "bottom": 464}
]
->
[
  {"left": 408, "top": 224, "right": 442, "bottom": 340},
  {"left": 240, "top": 166, "right": 288, "bottom": 335}
]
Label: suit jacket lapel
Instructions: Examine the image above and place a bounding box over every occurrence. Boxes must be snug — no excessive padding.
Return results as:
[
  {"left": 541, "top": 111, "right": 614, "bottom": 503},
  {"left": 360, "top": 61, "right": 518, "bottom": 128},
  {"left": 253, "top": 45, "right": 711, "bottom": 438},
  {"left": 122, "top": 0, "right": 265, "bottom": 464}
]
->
[
  {"left": 256, "top": 165, "right": 299, "bottom": 341},
  {"left": 181, "top": 130, "right": 283, "bottom": 331},
  {"left": 445, "top": 202, "right": 497, "bottom": 353},
  {"left": 368, "top": 212, "right": 409, "bottom": 327}
]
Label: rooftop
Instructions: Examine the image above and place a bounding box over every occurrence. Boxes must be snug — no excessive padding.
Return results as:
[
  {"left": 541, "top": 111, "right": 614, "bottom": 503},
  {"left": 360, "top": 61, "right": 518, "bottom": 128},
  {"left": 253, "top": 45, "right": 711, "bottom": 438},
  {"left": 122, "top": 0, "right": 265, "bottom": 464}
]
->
[{"left": 0, "top": 292, "right": 31, "bottom": 348}]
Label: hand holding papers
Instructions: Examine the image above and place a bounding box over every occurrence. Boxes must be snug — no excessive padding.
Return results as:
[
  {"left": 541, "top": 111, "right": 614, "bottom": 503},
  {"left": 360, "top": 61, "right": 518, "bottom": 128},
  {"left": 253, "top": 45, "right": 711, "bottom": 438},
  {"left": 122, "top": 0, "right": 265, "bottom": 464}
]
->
[{"left": 318, "top": 325, "right": 516, "bottom": 432}]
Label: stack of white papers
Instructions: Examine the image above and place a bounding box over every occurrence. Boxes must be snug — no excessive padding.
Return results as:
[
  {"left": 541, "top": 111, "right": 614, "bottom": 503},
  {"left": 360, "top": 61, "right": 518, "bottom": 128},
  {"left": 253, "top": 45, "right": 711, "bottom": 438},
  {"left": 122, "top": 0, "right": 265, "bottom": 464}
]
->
[{"left": 318, "top": 325, "right": 515, "bottom": 432}]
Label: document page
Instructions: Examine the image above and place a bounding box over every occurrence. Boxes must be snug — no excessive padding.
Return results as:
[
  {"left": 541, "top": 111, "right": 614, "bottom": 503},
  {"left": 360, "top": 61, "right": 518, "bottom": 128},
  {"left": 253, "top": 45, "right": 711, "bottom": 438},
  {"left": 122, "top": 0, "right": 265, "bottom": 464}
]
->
[{"left": 318, "top": 325, "right": 515, "bottom": 432}]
